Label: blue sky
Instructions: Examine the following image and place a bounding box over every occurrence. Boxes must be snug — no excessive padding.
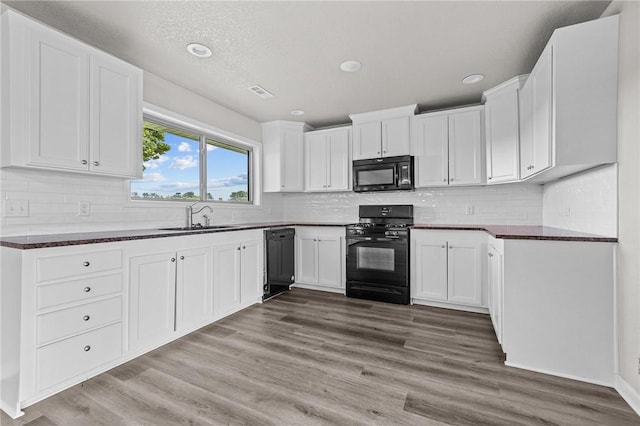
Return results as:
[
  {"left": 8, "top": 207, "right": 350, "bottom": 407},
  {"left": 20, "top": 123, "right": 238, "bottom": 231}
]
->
[{"left": 131, "top": 133, "right": 249, "bottom": 200}]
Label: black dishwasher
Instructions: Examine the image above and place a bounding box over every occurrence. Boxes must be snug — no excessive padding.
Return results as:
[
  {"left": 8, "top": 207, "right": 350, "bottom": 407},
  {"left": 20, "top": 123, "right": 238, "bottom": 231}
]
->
[{"left": 264, "top": 228, "right": 295, "bottom": 300}]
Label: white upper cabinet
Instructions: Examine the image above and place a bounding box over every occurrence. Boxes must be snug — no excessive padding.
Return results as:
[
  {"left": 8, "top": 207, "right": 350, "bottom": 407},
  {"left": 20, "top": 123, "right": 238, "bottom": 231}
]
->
[
  {"left": 262, "top": 121, "right": 311, "bottom": 192},
  {"left": 483, "top": 75, "right": 527, "bottom": 184},
  {"left": 411, "top": 105, "right": 485, "bottom": 187},
  {"left": 518, "top": 15, "right": 618, "bottom": 182},
  {"left": 304, "top": 126, "right": 351, "bottom": 192},
  {"left": 1, "top": 10, "right": 143, "bottom": 178},
  {"left": 350, "top": 104, "right": 416, "bottom": 160}
]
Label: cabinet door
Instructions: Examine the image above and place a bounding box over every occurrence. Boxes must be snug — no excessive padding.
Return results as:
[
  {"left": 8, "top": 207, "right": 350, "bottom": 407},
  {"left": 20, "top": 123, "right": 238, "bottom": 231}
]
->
[
  {"left": 382, "top": 116, "right": 410, "bottom": 157},
  {"left": 213, "top": 242, "right": 241, "bottom": 316},
  {"left": 89, "top": 54, "right": 141, "bottom": 177},
  {"left": 353, "top": 121, "right": 382, "bottom": 160},
  {"left": 415, "top": 115, "right": 449, "bottom": 186},
  {"left": 486, "top": 88, "right": 520, "bottom": 183},
  {"left": 412, "top": 238, "right": 448, "bottom": 301},
  {"left": 304, "top": 133, "right": 328, "bottom": 191},
  {"left": 28, "top": 24, "right": 89, "bottom": 170},
  {"left": 448, "top": 109, "right": 483, "bottom": 186},
  {"left": 281, "top": 129, "right": 304, "bottom": 191},
  {"left": 240, "top": 239, "right": 263, "bottom": 304},
  {"left": 296, "top": 230, "right": 318, "bottom": 284},
  {"left": 447, "top": 240, "right": 483, "bottom": 306},
  {"left": 327, "top": 129, "right": 351, "bottom": 191},
  {"left": 519, "top": 80, "right": 534, "bottom": 178},
  {"left": 317, "top": 233, "right": 343, "bottom": 288},
  {"left": 129, "top": 252, "right": 176, "bottom": 351},
  {"left": 487, "top": 244, "right": 503, "bottom": 344},
  {"left": 175, "top": 247, "right": 212, "bottom": 331},
  {"left": 531, "top": 44, "right": 553, "bottom": 176}
]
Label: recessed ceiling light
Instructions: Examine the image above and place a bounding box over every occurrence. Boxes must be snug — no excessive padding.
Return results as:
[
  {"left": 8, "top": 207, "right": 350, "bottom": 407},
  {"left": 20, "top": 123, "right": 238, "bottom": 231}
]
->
[
  {"left": 290, "top": 109, "right": 305, "bottom": 116},
  {"left": 187, "top": 43, "right": 212, "bottom": 58},
  {"left": 462, "top": 74, "right": 485, "bottom": 84},
  {"left": 340, "top": 60, "right": 362, "bottom": 73}
]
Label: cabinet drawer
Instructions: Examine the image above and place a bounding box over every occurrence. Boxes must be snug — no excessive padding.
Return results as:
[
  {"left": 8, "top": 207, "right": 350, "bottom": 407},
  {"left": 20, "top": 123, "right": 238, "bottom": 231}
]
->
[
  {"left": 37, "top": 273, "right": 122, "bottom": 310},
  {"left": 37, "top": 296, "right": 122, "bottom": 345},
  {"left": 36, "top": 322, "right": 122, "bottom": 391},
  {"left": 36, "top": 249, "right": 122, "bottom": 283}
]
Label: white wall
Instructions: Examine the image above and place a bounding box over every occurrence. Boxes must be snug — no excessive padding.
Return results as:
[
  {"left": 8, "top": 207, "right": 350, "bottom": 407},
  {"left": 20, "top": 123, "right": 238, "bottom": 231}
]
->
[
  {"left": 603, "top": 0, "right": 640, "bottom": 401},
  {"left": 282, "top": 184, "right": 543, "bottom": 225},
  {"left": 542, "top": 164, "right": 617, "bottom": 237}
]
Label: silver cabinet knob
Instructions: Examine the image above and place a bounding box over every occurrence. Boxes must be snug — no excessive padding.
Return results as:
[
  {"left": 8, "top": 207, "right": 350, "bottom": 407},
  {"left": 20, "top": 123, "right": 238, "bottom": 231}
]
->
[
  {"left": 83, "top": 345, "right": 91, "bottom": 352},
  {"left": 81, "top": 160, "right": 88, "bottom": 165},
  {"left": 82, "top": 261, "right": 90, "bottom": 267},
  {"left": 443, "top": 178, "right": 447, "bottom": 182},
  {"left": 449, "top": 246, "right": 453, "bottom": 249},
  {"left": 180, "top": 256, "right": 184, "bottom": 260},
  {"left": 93, "top": 161, "right": 99, "bottom": 166},
  {"left": 488, "top": 177, "right": 492, "bottom": 180},
  {"left": 83, "top": 286, "right": 91, "bottom": 293},
  {"left": 83, "top": 315, "right": 90, "bottom": 321},
  {"left": 488, "top": 253, "right": 494, "bottom": 258},
  {"left": 170, "top": 258, "right": 176, "bottom": 262},
  {"left": 441, "top": 245, "right": 445, "bottom": 248},
  {"left": 242, "top": 246, "right": 246, "bottom": 249},
  {"left": 237, "top": 247, "right": 241, "bottom": 251},
  {"left": 450, "top": 178, "right": 454, "bottom": 182}
]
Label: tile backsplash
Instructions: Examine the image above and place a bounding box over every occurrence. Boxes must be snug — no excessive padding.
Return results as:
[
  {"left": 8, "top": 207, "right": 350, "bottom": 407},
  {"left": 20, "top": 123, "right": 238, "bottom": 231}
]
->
[
  {"left": 282, "top": 184, "right": 543, "bottom": 225},
  {"left": 2, "top": 165, "right": 617, "bottom": 238},
  {"left": 542, "top": 164, "right": 617, "bottom": 237},
  {"left": 0, "top": 168, "right": 284, "bottom": 237}
]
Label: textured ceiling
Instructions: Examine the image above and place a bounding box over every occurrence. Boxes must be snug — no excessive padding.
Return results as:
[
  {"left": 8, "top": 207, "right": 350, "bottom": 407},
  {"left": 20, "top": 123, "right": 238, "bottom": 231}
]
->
[{"left": 4, "top": 1, "right": 610, "bottom": 128}]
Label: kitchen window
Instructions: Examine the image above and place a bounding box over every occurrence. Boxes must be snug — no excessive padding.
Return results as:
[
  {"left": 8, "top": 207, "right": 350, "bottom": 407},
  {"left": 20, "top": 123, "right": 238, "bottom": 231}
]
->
[{"left": 130, "top": 116, "right": 252, "bottom": 203}]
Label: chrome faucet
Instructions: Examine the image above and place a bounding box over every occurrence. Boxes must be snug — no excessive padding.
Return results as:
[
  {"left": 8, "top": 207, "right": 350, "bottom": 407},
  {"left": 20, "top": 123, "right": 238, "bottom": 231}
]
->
[{"left": 185, "top": 203, "right": 213, "bottom": 228}]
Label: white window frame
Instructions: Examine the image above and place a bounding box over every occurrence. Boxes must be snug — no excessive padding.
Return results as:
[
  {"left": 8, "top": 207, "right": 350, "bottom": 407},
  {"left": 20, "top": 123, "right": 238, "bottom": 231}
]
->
[{"left": 127, "top": 103, "right": 262, "bottom": 207}]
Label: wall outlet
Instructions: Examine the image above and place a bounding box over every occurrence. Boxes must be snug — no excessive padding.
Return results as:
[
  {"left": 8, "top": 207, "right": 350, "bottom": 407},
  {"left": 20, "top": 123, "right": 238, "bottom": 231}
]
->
[
  {"left": 465, "top": 204, "right": 474, "bottom": 215},
  {"left": 78, "top": 201, "right": 91, "bottom": 216},
  {"left": 4, "top": 199, "right": 29, "bottom": 217}
]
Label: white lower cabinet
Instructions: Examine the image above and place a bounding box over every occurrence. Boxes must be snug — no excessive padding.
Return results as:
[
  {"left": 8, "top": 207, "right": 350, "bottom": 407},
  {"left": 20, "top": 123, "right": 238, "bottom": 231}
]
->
[
  {"left": 212, "top": 231, "right": 263, "bottom": 317},
  {"left": 128, "top": 245, "right": 212, "bottom": 352},
  {"left": 295, "top": 227, "right": 344, "bottom": 291},
  {"left": 487, "top": 239, "right": 504, "bottom": 345},
  {"left": 411, "top": 230, "right": 486, "bottom": 310}
]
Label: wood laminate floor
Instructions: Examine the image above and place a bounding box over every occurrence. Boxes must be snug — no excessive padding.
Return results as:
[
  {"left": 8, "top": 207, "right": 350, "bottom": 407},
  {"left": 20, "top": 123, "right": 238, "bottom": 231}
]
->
[{"left": 2, "top": 288, "right": 638, "bottom": 426}]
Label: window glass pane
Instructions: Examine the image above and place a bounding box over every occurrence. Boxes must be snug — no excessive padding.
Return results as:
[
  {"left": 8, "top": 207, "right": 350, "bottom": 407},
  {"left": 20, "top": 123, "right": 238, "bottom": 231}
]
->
[
  {"left": 131, "top": 121, "right": 201, "bottom": 200},
  {"left": 206, "top": 139, "right": 250, "bottom": 203}
]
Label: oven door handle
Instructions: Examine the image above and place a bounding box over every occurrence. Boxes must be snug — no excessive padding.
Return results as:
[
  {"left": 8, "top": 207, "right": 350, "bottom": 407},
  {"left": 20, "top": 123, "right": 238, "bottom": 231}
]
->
[{"left": 347, "top": 237, "right": 405, "bottom": 243}]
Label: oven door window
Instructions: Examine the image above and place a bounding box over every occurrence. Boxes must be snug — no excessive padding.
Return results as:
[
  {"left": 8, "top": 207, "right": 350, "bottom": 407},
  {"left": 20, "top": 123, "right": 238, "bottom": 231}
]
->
[
  {"left": 356, "top": 246, "right": 395, "bottom": 271},
  {"left": 346, "top": 238, "right": 408, "bottom": 286},
  {"left": 356, "top": 167, "right": 395, "bottom": 186}
]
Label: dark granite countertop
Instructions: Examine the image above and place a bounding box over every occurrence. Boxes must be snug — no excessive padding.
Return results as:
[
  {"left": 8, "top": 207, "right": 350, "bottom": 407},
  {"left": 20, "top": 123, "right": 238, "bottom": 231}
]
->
[
  {"left": 410, "top": 224, "right": 618, "bottom": 243},
  {"left": 0, "top": 222, "right": 616, "bottom": 250},
  {"left": 0, "top": 222, "right": 349, "bottom": 249}
]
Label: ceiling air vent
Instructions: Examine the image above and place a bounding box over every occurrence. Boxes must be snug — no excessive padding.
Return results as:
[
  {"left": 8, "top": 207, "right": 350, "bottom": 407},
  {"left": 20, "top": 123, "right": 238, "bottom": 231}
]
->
[{"left": 248, "top": 85, "right": 274, "bottom": 99}]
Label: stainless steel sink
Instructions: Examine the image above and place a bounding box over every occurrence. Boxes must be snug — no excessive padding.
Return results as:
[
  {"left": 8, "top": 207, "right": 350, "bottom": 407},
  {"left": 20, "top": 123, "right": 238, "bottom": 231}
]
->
[{"left": 158, "top": 225, "right": 236, "bottom": 231}]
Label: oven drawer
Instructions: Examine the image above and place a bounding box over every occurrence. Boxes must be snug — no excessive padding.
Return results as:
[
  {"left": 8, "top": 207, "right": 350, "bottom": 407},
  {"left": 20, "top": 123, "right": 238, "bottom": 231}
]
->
[
  {"left": 36, "top": 273, "right": 122, "bottom": 310},
  {"left": 36, "top": 322, "right": 122, "bottom": 391},
  {"left": 36, "top": 296, "right": 122, "bottom": 346}
]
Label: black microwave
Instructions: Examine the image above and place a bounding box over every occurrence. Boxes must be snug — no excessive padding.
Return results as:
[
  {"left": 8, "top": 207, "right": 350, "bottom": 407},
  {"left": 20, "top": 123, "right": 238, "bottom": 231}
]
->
[{"left": 353, "top": 155, "right": 415, "bottom": 192}]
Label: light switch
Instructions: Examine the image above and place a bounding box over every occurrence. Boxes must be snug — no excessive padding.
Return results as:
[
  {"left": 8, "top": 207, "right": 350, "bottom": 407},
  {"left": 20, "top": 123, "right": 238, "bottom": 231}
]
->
[{"left": 78, "top": 201, "right": 91, "bottom": 216}]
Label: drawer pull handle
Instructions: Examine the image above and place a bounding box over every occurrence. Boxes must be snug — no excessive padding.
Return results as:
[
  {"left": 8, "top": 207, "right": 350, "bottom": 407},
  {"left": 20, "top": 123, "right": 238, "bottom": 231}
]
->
[
  {"left": 83, "top": 261, "right": 90, "bottom": 267},
  {"left": 83, "top": 287, "right": 91, "bottom": 293},
  {"left": 83, "top": 315, "right": 90, "bottom": 321},
  {"left": 84, "top": 345, "right": 91, "bottom": 352}
]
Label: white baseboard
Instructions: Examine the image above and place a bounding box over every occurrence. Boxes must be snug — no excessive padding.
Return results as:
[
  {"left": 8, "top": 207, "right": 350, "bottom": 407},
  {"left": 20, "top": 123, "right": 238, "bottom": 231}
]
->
[
  {"left": 504, "top": 360, "right": 614, "bottom": 387},
  {"left": 615, "top": 375, "right": 640, "bottom": 417},
  {"left": 411, "top": 298, "right": 489, "bottom": 314},
  {"left": 1, "top": 400, "right": 24, "bottom": 419}
]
